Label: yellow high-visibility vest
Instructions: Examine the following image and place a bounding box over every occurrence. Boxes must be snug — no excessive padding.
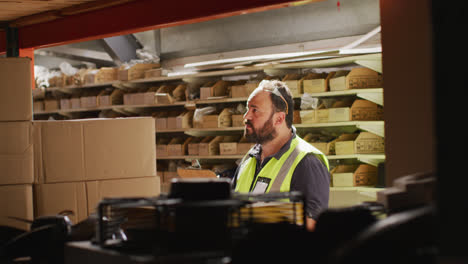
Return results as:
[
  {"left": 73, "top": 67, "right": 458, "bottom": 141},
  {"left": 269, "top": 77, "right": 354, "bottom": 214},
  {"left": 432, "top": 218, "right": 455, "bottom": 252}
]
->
[{"left": 235, "top": 136, "right": 329, "bottom": 193}]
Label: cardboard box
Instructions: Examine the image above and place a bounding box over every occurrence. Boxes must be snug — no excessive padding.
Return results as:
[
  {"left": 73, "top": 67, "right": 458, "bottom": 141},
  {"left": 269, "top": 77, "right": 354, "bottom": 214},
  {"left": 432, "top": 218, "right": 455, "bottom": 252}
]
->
[
  {"left": 211, "top": 80, "right": 230, "bottom": 97},
  {"left": 188, "top": 137, "right": 204, "bottom": 155},
  {"left": 35, "top": 177, "right": 160, "bottom": 223},
  {"left": 329, "top": 187, "right": 378, "bottom": 208},
  {"left": 335, "top": 132, "right": 385, "bottom": 155},
  {"left": 199, "top": 136, "right": 221, "bottom": 156},
  {"left": 118, "top": 63, "right": 160, "bottom": 81},
  {"left": 0, "top": 184, "right": 33, "bottom": 230},
  {"left": 0, "top": 122, "right": 34, "bottom": 184},
  {"left": 200, "top": 87, "right": 211, "bottom": 100},
  {"left": 60, "top": 98, "right": 71, "bottom": 110},
  {"left": 218, "top": 108, "right": 233, "bottom": 128},
  {"left": 167, "top": 137, "right": 192, "bottom": 156},
  {"left": 44, "top": 99, "right": 59, "bottom": 111},
  {"left": 70, "top": 96, "right": 81, "bottom": 109},
  {"left": 220, "top": 142, "right": 237, "bottom": 155},
  {"left": 33, "top": 100, "right": 44, "bottom": 112},
  {"left": 328, "top": 99, "right": 383, "bottom": 122},
  {"left": 86, "top": 177, "right": 160, "bottom": 214},
  {"left": 0, "top": 58, "right": 32, "bottom": 121},
  {"left": 155, "top": 117, "right": 167, "bottom": 130},
  {"left": 237, "top": 137, "right": 254, "bottom": 155},
  {"left": 34, "top": 182, "right": 88, "bottom": 224},
  {"left": 155, "top": 85, "right": 175, "bottom": 104},
  {"left": 282, "top": 73, "right": 303, "bottom": 97},
  {"left": 34, "top": 117, "right": 156, "bottom": 183},
  {"left": 231, "top": 85, "right": 250, "bottom": 98},
  {"left": 300, "top": 110, "right": 317, "bottom": 124},
  {"left": 96, "top": 67, "right": 118, "bottom": 83},
  {"left": 80, "top": 95, "right": 98, "bottom": 108},
  {"left": 203, "top": 115, "right": 219, "bottom": 128},
  {"left": 303, "top": 72, "right": 335, "bottom": 93},
  {"left": 145, "top": 68, "right": 162, "bottom": 79},
  {"left": 163, "top": 171, "right": 178, "bottom": 183},
  {"left": 97, "top": 89, "right": 123, "bottom": 106},
  {"left": 232, "top": 114, "right": 244, "bottom": 127},
  {"left": 156, "top": 137, "right": 170, "bottom": 157},
  {"left": 176, "top": 111, "right": 193, "bottom": 129},
  {"left": 329, "top": 68, "right": 383, "bottom": 91},
  {"left": 331, "top": 164, "right": 378, "bottom": 187}
]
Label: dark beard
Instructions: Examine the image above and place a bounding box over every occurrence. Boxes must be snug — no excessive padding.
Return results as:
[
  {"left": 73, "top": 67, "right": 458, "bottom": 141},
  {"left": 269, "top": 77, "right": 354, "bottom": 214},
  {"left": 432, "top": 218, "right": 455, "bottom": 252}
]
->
[{"left": 245, "top": 113, "right": 276, "bottom": 144}]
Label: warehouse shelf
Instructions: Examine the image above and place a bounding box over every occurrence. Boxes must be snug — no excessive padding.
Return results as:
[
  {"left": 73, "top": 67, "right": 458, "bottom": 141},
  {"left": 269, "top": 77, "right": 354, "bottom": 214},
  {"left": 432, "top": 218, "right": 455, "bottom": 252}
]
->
[
  {"left": 46, "top": 80, "right": 120, "bottom": 93},
  {"left": 156, "top": 121, "right": 384, "bottom": 137},
  {"left": 303, "top": 88, "right": 383, "bottom": 106},
  {"left": 327, "top": 154, "right": 385, "bottom": 166}
]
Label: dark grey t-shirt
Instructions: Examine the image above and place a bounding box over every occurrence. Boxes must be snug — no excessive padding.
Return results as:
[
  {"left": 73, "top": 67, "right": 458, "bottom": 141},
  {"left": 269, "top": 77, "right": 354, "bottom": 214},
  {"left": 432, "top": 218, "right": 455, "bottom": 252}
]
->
[{"left": 232, "top": 131, "right": 330, "bottom": 220}]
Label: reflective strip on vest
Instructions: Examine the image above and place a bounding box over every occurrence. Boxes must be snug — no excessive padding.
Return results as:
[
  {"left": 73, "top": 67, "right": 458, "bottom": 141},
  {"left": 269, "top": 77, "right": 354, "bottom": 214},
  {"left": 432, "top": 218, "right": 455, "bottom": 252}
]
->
[{"left": 269, "top": 146, "right": 301, "bottom": 192}]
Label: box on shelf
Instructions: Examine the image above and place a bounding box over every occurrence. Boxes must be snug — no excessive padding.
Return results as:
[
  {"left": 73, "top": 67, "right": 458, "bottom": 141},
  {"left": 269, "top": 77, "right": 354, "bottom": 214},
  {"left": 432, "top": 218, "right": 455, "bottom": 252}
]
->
[
  {"left": 0, "top": 184, "right": 33, "bottom": 230},
  {"left": 167, "top": 137, "right": 192, "bottom": 156},
  {"left": 155, "top": 85, "right": 176, "bottom": 104},
  {"left": 70, "top": 94, "right": 81, "bottom": 109},
  {"left": 219, "top": 135, "right": 241, "bottom": 155},
  {"left": 144, "top": 68, "right": 162, "bottom": 79},
  {"left": 97, "top": 89, "right": 124, "bottom": 106},
  {"left": 218, "top": 108, "right": 233, "bottom": 128},
  {"left": 83, "top": 70, "right": 99, "bottom": 85},
  {"left": 33, "top": 100, "right": 44, "bottom": 112},
  {"left": 203, "top": 115, "right": 219, "bottom": 128},
  {"left": 156, "top": 137, "right": 171, "bottom": 157},
  {"left": 282, "top": 73, "right": 303, "bottom": 97},
  {"left": 34, "top": 117, "right": 156, "bottom": 183},
  {"left": 153, "top": 112, "right": 168, "bottom": 130},
  {"left": 328, "top": 99, "right": 383, "bottom": 122},
  {"left": 188, "top": 137, "right": 204, "bottom": 155},
  {"left": 329, "top": 68, "right": 383, "bottom": 91},
  {"left": 237, "top": 136, "right": 254, "bottom": 155},
  {"left": 44, "top": 99, "right": 59, "bottom": 111},
  {"left": 176, "top": 111, "right": 193, "bottom": 129},
  {"left": 96, "top": 67, "right": 118, "bottom": 83},
  {"left": 80, "top": 91, "right": 99, "bottom": 108},
  {"left": 199, "top": 136, "right": 222, "bottom": 156},
  {"left": 303, "top": 133, "right": 333, "bottom": 155},
  {"left": 331, "top": 164, "right": 378, "bottom": 187},
  {"left": 200, "top": 87, "right": 211, "bottom": 100},
  {"left": 232, "top": 114, "right": 244, "bottom": 127},
  {"left": 300, "top": 110, "right": 317, "bottom": 124},
  {"left": 0, "top": 122, "right": 34, "bottom": 185},
  {"left": 335, "top": 132, "right": 385, "bottom": 155},
  {"left": 60, "top": 98, "right": 71, "bottom": 110},
  {"left": 118, "top": 63, "right": 161, "bottom": 81},
  {"left": 163, "top": 171, "right": 178, "bottom": 183},
  {"left": 166, "top": 111, "right": 181, "bottom": 129},
  {"left": 172, "top": 84, "right": 187, "bottom": 102},
  {"left": 211, "top": 80, "right": 231, "bottom": 97},
  {"left": 303, "top": 72, "right": 335, "bottom": 93}
]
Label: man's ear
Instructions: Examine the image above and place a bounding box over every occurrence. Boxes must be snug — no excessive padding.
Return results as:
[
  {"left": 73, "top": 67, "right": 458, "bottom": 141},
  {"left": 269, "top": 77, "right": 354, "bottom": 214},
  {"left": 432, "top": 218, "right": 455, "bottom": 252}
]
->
[{"left": 275, "top": 112, "right": 285, "bottom": 125}]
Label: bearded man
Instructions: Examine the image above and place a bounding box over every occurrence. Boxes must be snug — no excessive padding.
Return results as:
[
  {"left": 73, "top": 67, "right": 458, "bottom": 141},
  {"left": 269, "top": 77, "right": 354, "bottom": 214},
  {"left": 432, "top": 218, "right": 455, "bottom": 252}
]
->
[{"left": 232, "top": 80, "right": 330, "bottom": 231}]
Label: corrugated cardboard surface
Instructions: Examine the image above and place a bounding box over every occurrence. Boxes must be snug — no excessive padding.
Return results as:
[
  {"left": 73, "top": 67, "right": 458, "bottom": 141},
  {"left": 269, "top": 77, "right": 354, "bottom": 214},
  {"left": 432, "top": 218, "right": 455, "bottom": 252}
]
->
[
  {"left": 0, "top": 122, "right": 34, "bottom": 184},
  {"left": 0, "top": 58, "right": 32, "bottom": 121},
  {"left": 34, "top": 182, "right": 87, "bottom": 224},
  {"left": 86, "top": 176, "right": 160, "bottom": 214},
  {"left": 0, "top": 184, "right": 33, "bottom": 230},
  {"left": 35, "top": 117, "right": 156, "bottom": 183}
]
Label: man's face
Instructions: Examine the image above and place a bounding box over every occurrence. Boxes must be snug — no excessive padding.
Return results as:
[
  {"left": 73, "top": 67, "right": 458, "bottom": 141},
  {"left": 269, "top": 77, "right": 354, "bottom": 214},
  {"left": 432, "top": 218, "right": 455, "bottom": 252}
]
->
[{"left": 244, "top": 90, "right": 277, "bottom": 144}]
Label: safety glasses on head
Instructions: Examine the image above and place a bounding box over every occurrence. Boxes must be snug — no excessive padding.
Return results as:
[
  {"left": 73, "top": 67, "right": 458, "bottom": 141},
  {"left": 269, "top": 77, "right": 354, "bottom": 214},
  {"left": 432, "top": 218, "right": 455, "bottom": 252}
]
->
[{"left": 259, "top": 80, "right": 289, "bottom": 114}]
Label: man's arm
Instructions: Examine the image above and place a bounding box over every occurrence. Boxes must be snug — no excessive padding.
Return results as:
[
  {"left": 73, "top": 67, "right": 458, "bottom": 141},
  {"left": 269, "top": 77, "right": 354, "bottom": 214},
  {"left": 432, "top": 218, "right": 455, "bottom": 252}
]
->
[{"left": 290, "top": 154, "right": 330, "bottom": 231}]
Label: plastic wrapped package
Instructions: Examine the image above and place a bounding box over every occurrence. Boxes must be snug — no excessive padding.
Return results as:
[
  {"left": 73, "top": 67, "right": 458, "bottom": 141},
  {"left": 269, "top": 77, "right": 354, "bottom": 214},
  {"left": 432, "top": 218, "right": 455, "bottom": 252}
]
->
[
  {"left": 300, "top": 93, "right": 320, "bottom": 110},
  {"left": 193, "top": 106, "right": 216, "bottom": 124}
]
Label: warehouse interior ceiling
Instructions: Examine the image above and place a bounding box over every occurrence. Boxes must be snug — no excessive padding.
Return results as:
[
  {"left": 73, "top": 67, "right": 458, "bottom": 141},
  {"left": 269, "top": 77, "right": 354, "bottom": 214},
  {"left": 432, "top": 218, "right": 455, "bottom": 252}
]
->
[{"left": 31, "top": 0, "right": 380, "bottom": 70}]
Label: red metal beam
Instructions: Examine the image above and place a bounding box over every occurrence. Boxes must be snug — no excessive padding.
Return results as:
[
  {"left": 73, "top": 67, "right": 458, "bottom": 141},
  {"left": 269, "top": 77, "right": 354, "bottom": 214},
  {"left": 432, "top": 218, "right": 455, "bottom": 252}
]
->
[{"left": 0, "top": 0, "right": 304, "bottom": 54}]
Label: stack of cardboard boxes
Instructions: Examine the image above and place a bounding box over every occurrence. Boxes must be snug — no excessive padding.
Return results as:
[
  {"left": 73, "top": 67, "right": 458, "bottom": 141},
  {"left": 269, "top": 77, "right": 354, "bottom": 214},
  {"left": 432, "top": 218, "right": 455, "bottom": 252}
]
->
[{"left": 0, "top": 58, "right": 160, "bottom": 230}]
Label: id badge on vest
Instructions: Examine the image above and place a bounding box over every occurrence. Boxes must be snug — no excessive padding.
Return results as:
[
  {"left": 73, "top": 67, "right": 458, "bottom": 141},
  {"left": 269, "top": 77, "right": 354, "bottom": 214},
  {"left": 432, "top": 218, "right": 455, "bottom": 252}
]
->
[{"left": 252, "top": 177, "right": 271, "bottom": 194}]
